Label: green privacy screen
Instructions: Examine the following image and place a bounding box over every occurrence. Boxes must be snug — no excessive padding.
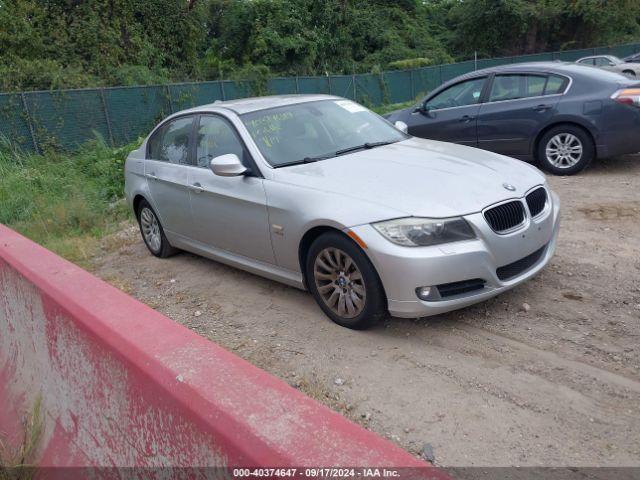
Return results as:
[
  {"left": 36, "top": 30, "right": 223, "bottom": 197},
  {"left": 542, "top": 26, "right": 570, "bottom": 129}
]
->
[{"left": 3, "top": 41, "right": 640, "bottom": 153}]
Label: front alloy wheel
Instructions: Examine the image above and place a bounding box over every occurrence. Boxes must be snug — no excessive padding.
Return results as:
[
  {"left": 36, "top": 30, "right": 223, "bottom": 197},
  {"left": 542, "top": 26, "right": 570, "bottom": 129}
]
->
[
  {"left": 314, "top": 247, "right": 366, "bottom": 319},
  {"left": 306, "top": 232, "right": 386, "bottom": 329}
]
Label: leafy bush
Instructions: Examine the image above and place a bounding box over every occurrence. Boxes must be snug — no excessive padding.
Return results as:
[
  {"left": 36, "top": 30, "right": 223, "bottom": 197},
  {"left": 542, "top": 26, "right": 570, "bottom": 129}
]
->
[
  {"left": 107, "top": 65, "right": 171, "bottom": 87},
  {"left": 387, "top": 58, "right": 433, "bottom": 70}
]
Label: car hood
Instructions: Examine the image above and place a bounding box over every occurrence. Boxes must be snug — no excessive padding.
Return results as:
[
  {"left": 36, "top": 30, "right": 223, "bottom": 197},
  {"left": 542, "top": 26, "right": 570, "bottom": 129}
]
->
[{"left": 272, "top": 138, "right": 546, "bottom": 219}]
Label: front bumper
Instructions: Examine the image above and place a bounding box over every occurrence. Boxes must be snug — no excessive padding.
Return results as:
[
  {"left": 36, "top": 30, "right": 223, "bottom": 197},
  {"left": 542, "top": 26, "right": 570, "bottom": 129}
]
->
[{"left": 349, "top": 189, "right": 561, "bottom": 318}]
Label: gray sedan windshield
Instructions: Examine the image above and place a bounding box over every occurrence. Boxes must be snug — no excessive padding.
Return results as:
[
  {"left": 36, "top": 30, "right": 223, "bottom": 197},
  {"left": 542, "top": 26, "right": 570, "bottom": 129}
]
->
[{"left": 241, "top": 100, "right": 407, "bottom": 167}]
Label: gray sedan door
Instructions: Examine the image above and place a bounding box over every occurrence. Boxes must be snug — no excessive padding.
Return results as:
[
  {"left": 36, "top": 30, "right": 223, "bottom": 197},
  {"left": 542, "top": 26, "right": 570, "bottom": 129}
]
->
[
  {"left": 145, "top": 115, "right": 195, "bottom": 235},
  {"left": 187, "top": 114, "right": 275, "bottom": 264},
  {"left": 476, "top": 74, "right": 564, "bottom": 157},
  {"left": 408, "top": 77, "right": 487, "bottom": 146}
]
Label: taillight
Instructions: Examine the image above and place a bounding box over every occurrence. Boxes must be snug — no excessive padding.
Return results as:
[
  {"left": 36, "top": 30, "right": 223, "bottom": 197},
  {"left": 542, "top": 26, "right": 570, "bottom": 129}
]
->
[{"left": 611, "top": 88, "right": 640, "bottom": 107}]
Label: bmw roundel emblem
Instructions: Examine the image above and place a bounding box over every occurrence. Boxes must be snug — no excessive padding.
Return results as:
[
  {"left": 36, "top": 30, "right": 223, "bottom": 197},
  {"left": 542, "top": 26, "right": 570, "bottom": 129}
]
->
[{"left": 503, "top": 183, "right": 516, "bottom": 192}]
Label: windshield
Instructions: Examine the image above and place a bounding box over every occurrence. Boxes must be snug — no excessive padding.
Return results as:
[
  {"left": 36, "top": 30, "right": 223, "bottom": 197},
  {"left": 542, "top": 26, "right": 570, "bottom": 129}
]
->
[
  {"left": 240, "top": 99, "right": 408, "bottom": 167},
  {"left": 609, "top": 56, "right": 623, "bottom": 64}
]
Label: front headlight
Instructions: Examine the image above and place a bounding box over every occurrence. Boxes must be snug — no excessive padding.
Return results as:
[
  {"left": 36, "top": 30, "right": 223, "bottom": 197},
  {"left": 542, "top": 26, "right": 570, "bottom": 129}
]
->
[{"left": 372, "top": 217, "right": 476, "bottom": 247}]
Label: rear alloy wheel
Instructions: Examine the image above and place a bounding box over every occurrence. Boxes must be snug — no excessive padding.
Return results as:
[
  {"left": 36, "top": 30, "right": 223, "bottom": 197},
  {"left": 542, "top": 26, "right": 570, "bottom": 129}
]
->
[
  {"left": 136, "top": 200, "right": 178, "bottom": 258},
  {"left": 537, "top": 125, "right": 594, "bottom": 175},
  {"left": 306, "top": 232, "right": 386, "bottom": 329}
]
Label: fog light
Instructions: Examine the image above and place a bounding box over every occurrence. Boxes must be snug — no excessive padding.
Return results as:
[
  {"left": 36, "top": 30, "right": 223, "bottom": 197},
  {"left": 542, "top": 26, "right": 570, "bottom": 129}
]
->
[{"left": 416, "top": 286, "right": 432, "bottom": 300}]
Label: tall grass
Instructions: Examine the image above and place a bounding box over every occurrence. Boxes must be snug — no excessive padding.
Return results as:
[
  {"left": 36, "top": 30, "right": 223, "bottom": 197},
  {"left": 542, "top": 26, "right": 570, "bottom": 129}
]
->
[{"left": 0, "top": 139, "right": 138, "bottom": 264}]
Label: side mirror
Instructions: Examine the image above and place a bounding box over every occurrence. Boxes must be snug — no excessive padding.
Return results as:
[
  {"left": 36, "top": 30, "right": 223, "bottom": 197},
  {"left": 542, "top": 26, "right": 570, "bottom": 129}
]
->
[
  {"left": 210, "top": 154, "right": 247, "bottom": 177},
  {"left": 394, "top": 121, "right": 409, "bottom": 134},
  {"left": 413, "top": 103, "right": 429, "bottom": 115}
]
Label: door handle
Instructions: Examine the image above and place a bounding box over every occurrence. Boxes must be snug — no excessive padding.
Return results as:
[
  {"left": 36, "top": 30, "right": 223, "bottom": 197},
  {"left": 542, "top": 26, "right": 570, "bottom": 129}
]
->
[
  {"left": 459, "top": 115, "right": 475, "bottom": 123},
  {"left": 190, "top": 182, "right": 205, "bottom": 193},
  {"left": 533, "top": 104, "right": 551, "bottom": 112}
]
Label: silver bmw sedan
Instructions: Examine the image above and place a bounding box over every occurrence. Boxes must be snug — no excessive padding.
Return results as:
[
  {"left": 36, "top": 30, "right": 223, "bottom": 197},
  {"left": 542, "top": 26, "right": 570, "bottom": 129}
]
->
[{"left": 124, "top": 95, "right": 560, "bottom": 329}]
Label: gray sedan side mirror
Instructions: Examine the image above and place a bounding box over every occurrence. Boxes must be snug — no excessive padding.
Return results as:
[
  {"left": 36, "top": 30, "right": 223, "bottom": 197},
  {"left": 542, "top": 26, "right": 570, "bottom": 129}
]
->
[
  {"left": 394, "top": 121, "right": 409, "bottom": 134},
  {"left": 210, "top": 154, "right": 247, "bottom": 177}
]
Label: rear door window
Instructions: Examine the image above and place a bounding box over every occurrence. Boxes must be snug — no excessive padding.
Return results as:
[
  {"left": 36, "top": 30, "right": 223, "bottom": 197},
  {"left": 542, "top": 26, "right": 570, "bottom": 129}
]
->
[
  {"left": 525, "top": 75, "right": 547, "bottom": 97},
  {"left": 147, "top": 116, "right": 194, "bottom": 164},
  {"left": 489, "top": 75, "right": 526, "bottom": 101},
  {"left": 594, "top": 57, "right": 613, "bottom": 67},
  {"left": 490, "top": 74, "right": 568, "bottom": 102}
]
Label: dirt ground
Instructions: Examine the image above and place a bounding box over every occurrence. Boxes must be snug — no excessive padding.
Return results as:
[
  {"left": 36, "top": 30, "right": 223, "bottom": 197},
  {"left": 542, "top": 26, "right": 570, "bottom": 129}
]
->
[{"left": 91, "top": 154, "right": 640, "bottom": 467}]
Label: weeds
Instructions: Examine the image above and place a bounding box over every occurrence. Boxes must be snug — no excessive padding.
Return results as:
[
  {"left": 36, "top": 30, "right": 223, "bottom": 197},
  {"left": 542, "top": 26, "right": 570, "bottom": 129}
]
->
[
  {"left": 0, "top": 395, "right": 43, "bottom": 480},
  {"left": 0, "top": 138, "right": 139, "bottom": 264}
]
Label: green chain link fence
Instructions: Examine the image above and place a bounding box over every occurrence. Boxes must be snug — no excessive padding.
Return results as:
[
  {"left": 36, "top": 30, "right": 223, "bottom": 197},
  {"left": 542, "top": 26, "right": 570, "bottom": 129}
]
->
[{"left": 2, "top": 42, "right": 640, "bottom": 153}]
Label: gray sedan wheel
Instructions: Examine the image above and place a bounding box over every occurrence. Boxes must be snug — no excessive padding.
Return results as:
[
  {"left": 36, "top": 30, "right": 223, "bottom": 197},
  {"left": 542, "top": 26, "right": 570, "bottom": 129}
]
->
[
  {"left": 537, "top": 125, "right": 594, "bottom": 175},
  {"left": 306, "top": 232, "right": 386, "bottom": 329},
  {"left": 545, "top": 133, "right": 583, "bottom": 169},
  {"left": 136, "top": 199, "right": 178, "bottom": 258}
]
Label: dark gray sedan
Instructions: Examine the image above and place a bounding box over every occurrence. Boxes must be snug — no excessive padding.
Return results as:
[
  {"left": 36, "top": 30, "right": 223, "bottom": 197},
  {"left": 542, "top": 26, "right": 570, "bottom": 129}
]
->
[{"left": 386, "top": 62, "right": 640, "bottom": 175}]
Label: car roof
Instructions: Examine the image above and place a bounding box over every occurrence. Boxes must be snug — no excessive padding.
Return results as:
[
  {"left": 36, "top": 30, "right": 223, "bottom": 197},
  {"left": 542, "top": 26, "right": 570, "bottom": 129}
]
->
[
  {"left": 431, "top": 61, "right": 628, "bottom": 94},
  {"left": 577, "top": 54, "right": 618, "bottom": 61},
  {"left": 186, "top": 94, "right": 341, "bottom": 115},
  {"left": 461, "top": 61, "right": 587, "bottom": 77}
]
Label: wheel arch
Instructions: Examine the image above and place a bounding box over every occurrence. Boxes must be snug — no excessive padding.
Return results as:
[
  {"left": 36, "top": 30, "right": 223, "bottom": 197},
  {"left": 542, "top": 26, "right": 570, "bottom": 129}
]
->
[
  {"left": 132, "top": 194, "right": 148, "bottom": 216},
  {"left": 298, "top": 226, "right": 346, "bottom": 289},
  {"left": 297, "top": 225, "right": 381, "bottom": 292}
]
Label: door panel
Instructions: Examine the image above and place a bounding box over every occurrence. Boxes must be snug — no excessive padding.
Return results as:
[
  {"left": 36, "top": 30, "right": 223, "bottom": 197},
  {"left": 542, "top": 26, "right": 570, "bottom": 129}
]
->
[
  {"left": 408, "top": 105, "right": 480, "bottom": 146},
  {"left": 145, "top": 116, "right": 194, "bottom": 234},
  {"left": 188, "top": 115, "right": 274, "bottom": 264},
  {"left": 188, "top": 169, "right": 274, "bottom": 264},
  {"left": 408, "top": 76, "right": 487, "bottom": 146},
  {"left": 477, "top": 74, "right": 562, "bottom": 156},
  {"left": 145, "top": 161, "right": 193, "bottom": 234}
]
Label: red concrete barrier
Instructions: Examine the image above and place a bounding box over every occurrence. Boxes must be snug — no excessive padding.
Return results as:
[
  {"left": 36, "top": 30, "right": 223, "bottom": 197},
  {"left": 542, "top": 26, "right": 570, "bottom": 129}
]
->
[{"left": 0, "top": 225, "right": 446, "bottom": 476}]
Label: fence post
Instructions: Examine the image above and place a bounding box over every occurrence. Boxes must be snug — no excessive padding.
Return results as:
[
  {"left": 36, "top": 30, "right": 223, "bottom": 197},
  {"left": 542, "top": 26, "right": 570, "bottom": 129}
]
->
[
  {"left": 410, "top": 69, "right": 415, "bottom": 100},
  {"left": 328, "top": 75, "right": 332, "bottom": 95},
  {"left": 100, "top": 89, "right": 115, "bottom": 147},
  {"left": 220, "top": 80, "right": 227, "bottom": 101},
  {"left": 352, "top": 74, "right": 357, "bottom": 100},
  {"left": 165, "top": 85, "right": 174, "bottom": 113},
  {"left": 20, "top": 93, "right": 39, "bottom": 155},
  {"left": 295, "top": 76, "right": 300, "bottom": 94}
]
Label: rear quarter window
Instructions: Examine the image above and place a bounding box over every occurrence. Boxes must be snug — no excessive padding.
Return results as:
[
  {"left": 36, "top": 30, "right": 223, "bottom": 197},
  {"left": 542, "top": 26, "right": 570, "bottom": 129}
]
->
[{"left": 545, "top": 75, "right": 568, "bottom": 95}]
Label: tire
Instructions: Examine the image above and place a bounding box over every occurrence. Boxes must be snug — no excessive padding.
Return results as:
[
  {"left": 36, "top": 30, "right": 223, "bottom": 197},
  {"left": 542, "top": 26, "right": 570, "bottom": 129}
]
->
[
  {"left": 536, "top": 124, "right": 594, "bottom": 176},
  {"left": 136, "top": 199, "right": 178, "bottom": 258},
  {"left": 622, "top": 70, "right": 636, "bottom": 78},
  {"left": 305, "top": 232, "right": 386, "bottom": 329}
]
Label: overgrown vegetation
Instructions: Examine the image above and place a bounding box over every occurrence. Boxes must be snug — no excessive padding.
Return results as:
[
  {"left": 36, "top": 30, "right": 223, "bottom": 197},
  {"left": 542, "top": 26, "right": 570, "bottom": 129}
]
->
[
  {"left": 0, "top": 139, "right": 135, "bottom": 263},
  {"left": 0, "top": 395, "right": 43, "bottom": 480},
  {"left": 2, "top": 0, "right": 639, "bottom": 92}
]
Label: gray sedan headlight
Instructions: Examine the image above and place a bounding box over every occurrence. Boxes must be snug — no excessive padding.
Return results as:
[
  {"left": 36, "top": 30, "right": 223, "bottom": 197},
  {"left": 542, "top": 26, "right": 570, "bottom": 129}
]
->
[{"left": 372, "top": 217, "right": 476, "bottom": 247}]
